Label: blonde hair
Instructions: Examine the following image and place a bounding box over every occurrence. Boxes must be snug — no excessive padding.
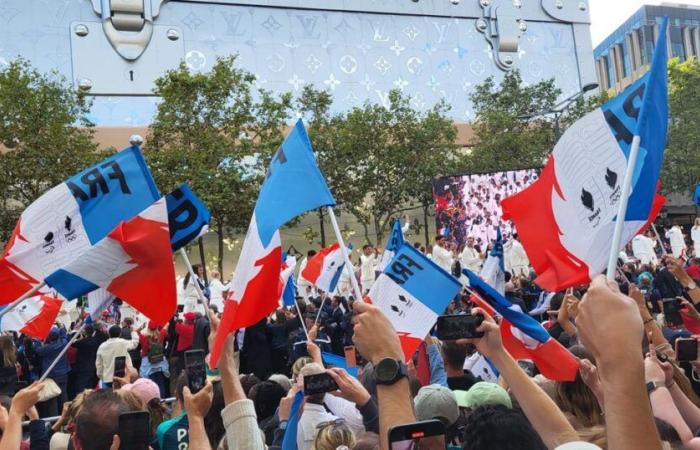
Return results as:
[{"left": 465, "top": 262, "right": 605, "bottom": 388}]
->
[
  {"left": 311, "top": 421, "right": 356, "bottom": 450},
  {"left": 0, "top": 336, "right": 15, "bottom": 367},
  {"left": 115, "top": 389, "right": 146, "bottom": 411},
  {"left": 291, "top": 357, "right": 313, "bottom": 382}
]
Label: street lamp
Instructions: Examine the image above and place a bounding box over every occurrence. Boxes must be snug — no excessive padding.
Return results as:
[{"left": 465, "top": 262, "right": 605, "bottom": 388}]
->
[{"left": 520, "top": 82, "right": 599, "bottom": 139}]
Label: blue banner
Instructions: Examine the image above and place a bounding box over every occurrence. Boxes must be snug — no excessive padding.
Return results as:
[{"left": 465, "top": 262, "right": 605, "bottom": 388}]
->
[{"left": 165, "top": 184, "right": 211, "bottom": 251}]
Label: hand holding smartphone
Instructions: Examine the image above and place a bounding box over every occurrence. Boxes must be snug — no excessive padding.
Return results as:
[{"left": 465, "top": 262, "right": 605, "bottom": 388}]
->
[{"left": 118, "top": 411, "right": 151, "bottom": 450}]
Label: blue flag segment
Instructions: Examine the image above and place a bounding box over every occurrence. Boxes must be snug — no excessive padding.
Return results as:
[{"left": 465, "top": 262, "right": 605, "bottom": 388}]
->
[
  {"left": 65, "top": 146, "right": 160, "bottom": 244},
  {"left": 165, "top": 184, "right": 211, "bottom": 251},
  {"left": 600, "top": 17, "right": 668, "bottom": 222},
  {"left": 281, "top": 390, "right": 305, "bottom": 450},
  {"left": 464, "top": 268, "right": 551, "bottom": 343},
  {"left": 254, "top": 120, "right": 336, "bottom": 247},
  {"left": 322, "top": 351, "right": 359, "bottom": 377},
  {"left": 382, "top": 243, "right": 462, "bottom": 314}
]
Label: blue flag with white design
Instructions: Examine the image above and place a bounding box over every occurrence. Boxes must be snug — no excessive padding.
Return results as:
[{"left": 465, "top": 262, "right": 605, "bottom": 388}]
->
[
  {"left": 377, "top": 219, "right": 405, "bottom": 272},
  {"left": 480, "top": 227, "right": 505, "bottom": 295},
  {"left": 367, "top": 243, "right": 461, "bottom": 361}
]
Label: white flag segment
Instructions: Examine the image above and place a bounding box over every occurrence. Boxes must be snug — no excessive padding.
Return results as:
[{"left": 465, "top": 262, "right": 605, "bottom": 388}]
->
[
  {"left": 0, "top": 294, "right": 63, "bottom": 340},
  {"left": 366, "top": 274, "right": 435, "bottom": 361}
]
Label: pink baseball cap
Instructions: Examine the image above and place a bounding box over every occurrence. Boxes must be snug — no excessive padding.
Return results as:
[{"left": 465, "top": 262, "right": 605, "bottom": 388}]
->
[{"left": 122, "top": 378, "right": 161, "bottom": 403}]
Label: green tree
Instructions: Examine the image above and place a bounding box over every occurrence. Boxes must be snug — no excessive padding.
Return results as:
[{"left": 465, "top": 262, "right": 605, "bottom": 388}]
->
[
  {"left": 468, "top": 71, "right": 560, "bottom": 172},
  {"left": 0, "top": 59, "right": 98, "bottom": 243},
  {"left": 146, "top": 56, "right": 292, "bottom": 274},
  {"left": 662, "top": 57, "right": 700, "bottom": 196}
]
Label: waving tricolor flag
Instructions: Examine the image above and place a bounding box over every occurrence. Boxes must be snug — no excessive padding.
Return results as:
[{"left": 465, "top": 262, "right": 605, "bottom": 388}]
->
[
  {"left": 0, "top": 147, "right": 160, "bottom": 304},
  {"left": 0, "top": 294, "right": 63, "bottom": 340},
  {"left": 279, "top": 254, "right": 297, "bottom": 307},
  {"left": 502, "top": 18, "right": 668, "bottom": 291},
  {"left": 367, "top": 243, "right": 461, "bottom": 360},
  {"left": 300, "top": 243, "right": 349, "bottom": 293},
  {"left": 45, "top": 198, "right": 177, "bottom": 325},
  {"left": 464, "top": 269, "right": 579, "bottom": 381},
  {"left": 376, "top": 219, "right": 405, "bottom": 272},
  {"left": 210, "top": 120, "right": 336, "bottom": 366}
]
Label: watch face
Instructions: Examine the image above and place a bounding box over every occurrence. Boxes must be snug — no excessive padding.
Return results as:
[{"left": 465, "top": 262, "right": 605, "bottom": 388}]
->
[{"left": 376, "top": 359, "right": 399, "bottom": 382}]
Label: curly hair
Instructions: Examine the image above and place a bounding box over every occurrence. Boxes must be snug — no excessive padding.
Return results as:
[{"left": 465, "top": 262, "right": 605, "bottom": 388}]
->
[{"left": 462, "top": 405, "right": 546, "bottom": 450}]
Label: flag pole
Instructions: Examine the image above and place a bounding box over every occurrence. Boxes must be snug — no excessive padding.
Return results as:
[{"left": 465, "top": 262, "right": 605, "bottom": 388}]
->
[
  {"left": 606, "top": 135, "right": 642, "bottom": 280},
  {"left": 178, "top": 248, "right": 210, "bottom": 310},
  {"left": 651, "top": 223, "right": 668, "bottom": 256},
  {"left": 0, "top": 282, "right": 47, "bottom": 320},
  {"left": 294, "top": 300, "right": 310, "bottom": 341},
  {"left": 327, "top": 207, "right": 364, "bottom": 302},
  {"left": 39, "top": 326, "right": 84, "bottom": 382},
  {"left": 314, "top": 296, "right": 326, "bottom": 327}
]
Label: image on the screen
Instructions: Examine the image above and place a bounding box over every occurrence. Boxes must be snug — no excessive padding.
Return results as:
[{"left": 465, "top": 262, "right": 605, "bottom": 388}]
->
[{"left": 432, "top": 168, "right": 541, "bottom": 250}]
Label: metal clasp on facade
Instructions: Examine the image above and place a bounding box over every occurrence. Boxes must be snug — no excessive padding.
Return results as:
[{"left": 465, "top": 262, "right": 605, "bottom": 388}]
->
[
  {"left": 90, "top": 0, "right": 167, "bottom": 60},
  {"left": 475, "top": 0, "right": 527, "bottom": 71}
]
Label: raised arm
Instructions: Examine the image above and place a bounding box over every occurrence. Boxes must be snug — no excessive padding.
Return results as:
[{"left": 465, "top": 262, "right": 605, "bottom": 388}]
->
[{"left": 458, "top": 309, "right": 578, "bottom": 449}]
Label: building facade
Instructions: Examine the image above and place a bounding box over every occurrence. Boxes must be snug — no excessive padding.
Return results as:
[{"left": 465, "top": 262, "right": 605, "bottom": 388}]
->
[
  {"left": 1, "top": 0, "right": 596, "bottom": 140},
  {"left": 594, "top": 3, "right": 700, "bottom": 94}
]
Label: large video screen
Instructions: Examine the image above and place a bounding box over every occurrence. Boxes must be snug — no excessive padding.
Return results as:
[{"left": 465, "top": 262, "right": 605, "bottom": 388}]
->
[{"left": 433, "top": 168, "right": 541, "bottom": 251}]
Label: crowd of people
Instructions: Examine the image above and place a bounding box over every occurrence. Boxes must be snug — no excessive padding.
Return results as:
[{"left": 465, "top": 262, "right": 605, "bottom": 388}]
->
[
  {"left": 0, "top": 217, "right": 699, "bottom": 449},
  {"left": 433, "top": 169, "right": 540, "bottom": 250}
]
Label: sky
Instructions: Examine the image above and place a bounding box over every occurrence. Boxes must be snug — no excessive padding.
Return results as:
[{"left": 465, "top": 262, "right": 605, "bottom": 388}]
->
[{"left": 589, "top": 0, "right": 700, "bottom": 46}]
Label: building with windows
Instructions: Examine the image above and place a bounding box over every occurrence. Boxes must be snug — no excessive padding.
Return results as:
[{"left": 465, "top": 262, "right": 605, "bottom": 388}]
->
[{"left": 594, "top": 3, "right": 700, "bottom": 94}]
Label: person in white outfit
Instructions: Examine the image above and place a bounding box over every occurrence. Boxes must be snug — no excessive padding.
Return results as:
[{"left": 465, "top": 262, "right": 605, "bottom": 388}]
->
[
  {"left": 692, "top": 218, "right": 700, "bottom": 257},
  {"left": 460, "top": 237, "right": 482, "bottom": 273},
  {"left": 359, "top": 245, "right": 378, "bottom": 294},
  {"left": 632, "top": 230, "right": 658, "bottom": 266},
  {"left": 504, "top": 234, "right": 530, "bottom": 276},
  {"left": 208, "top": 270, "right": 230, "bottom": 311},
  {"left": 432, "top": 236, "right": 454, "bottom": 272},
  {"left": 665, "top": 223, "right": 687, "bottom": 258},
  {"left": 182, "top": 263, "right": 208, "bottom": 314}
]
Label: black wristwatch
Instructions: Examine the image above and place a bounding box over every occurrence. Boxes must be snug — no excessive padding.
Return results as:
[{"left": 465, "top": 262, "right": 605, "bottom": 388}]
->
[
  {"left": 375, "top": 358, "right": 408, "bottom": 385},
  {"left": 646, "top": 381, "right": 664, "bottom": 394}
]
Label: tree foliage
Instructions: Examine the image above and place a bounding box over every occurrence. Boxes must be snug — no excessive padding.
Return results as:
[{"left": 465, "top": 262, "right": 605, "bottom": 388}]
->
[
  {"left": 663, "top": 57, "right": 700, "bottom": 196},
  {"left": 146, "top": 56, "right": 292, "bottom": 272},
  {"left": 0, "top": 59, "right": 98, "bottom": 242},
  {"left": 468, "top": 71, "right": 559, "bottom": 173}
]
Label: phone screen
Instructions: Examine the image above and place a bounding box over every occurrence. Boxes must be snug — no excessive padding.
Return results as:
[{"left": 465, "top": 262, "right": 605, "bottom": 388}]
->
[
  {"left": 114, "top": 356, "right": 127, "bottom": 378},
  {"left": 177, "top": 305, "right": 184, "bottom": 313},
  {"left": 303, "top": 373, "right": 338, "bottom": 395},
  {"left": 118, "top": 411, "right": 151, "bottom": 450},
  {"left": 435, "top": 314, "right": 484, "bottom": 341},
  {"left": 676, "top": 338, "right": 698, "bottom": 362},
  {"left": 389, "top": 420, "right": 446, "bottom": 450},
  {"left": 185, "top": 349, "right": 206, "bottom": 393},
  {"left": 344, "top": 346, "right": 357, "bottom": 368}
]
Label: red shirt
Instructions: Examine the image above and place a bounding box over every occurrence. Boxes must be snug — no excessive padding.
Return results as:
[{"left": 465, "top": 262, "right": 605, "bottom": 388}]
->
[
  {"left": 687, "top": 265, "right": 700, "bottom": 282},
  {"left": 175, "top": 322, "right": 194, "bottom": 352},
  {"left": 140, "top": 329, "right": 167, "bottom": 357}
]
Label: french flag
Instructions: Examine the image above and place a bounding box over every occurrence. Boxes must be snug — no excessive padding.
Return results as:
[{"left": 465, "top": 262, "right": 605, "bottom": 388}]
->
[
  {"left": 45, "top": 198, "right": 177, "bottom": 326},
  {"left": 279, "top": 254, "right": 297, "bottom": 307},
  {"left": 210, "top": 120, "right": 336, "bottom": 366},
  {"left": 463, "top": 269, "right": 579, "bottom": 381},
  {"left": 376, "top": 219, "right": 405, "bottom": 272},
  {"left": 0, "top": 146, "right": 160, "bottom": 304},
  {"left": 0, "top": 294, "right": 62, "bottom": 340},
  {"left": 501, "top": 19, "right": 668, "bottom": 291},
  {"left": 367, "top": 243, "right": 461, "bottom": 361},
  {"left": 300, "top": 243, "right": 348, "bottom": 293}
]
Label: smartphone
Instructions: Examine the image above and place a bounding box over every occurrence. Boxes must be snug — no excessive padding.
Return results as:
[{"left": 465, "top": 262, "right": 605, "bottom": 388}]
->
[
  {"left": 435, "top": 314, "right": 484, "bottom": 340},
  {"left": 344, "top": 345, "right": 357, "bottom": 368},
  {"left": 114, "top": 356, "right": 127, "bottom": 378},
  {"left": 676, "top": 338, "right": 698, "bottom": 362},
  {"left": 388, "top": 419, "right": 446, "bottom": 450},
  {"left": 663, "top": 298, "right": 684, "bottom": 326},
  {"left": 184, "top": 349, "right": 206, "bottom": 394},
  {"left": 118, "top": 411, "right": 151, "bottom": 450},
  {"left": 177, "top": 304, "right": 184, "bottom": 313},
  {"left": 303, "top": 372, "right": 338, "bottom": 396}
]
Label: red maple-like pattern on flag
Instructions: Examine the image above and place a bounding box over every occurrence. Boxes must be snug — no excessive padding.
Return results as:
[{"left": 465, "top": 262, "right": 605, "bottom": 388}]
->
[
  {"left": 0, "top": 220, "right": 38, "bottom": 305},
  {"left": 105, "top": 214, "right": 177, "bottom": 326},
  {"left": 22, "top": 295, "right": 63, "bottom": 340}
]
